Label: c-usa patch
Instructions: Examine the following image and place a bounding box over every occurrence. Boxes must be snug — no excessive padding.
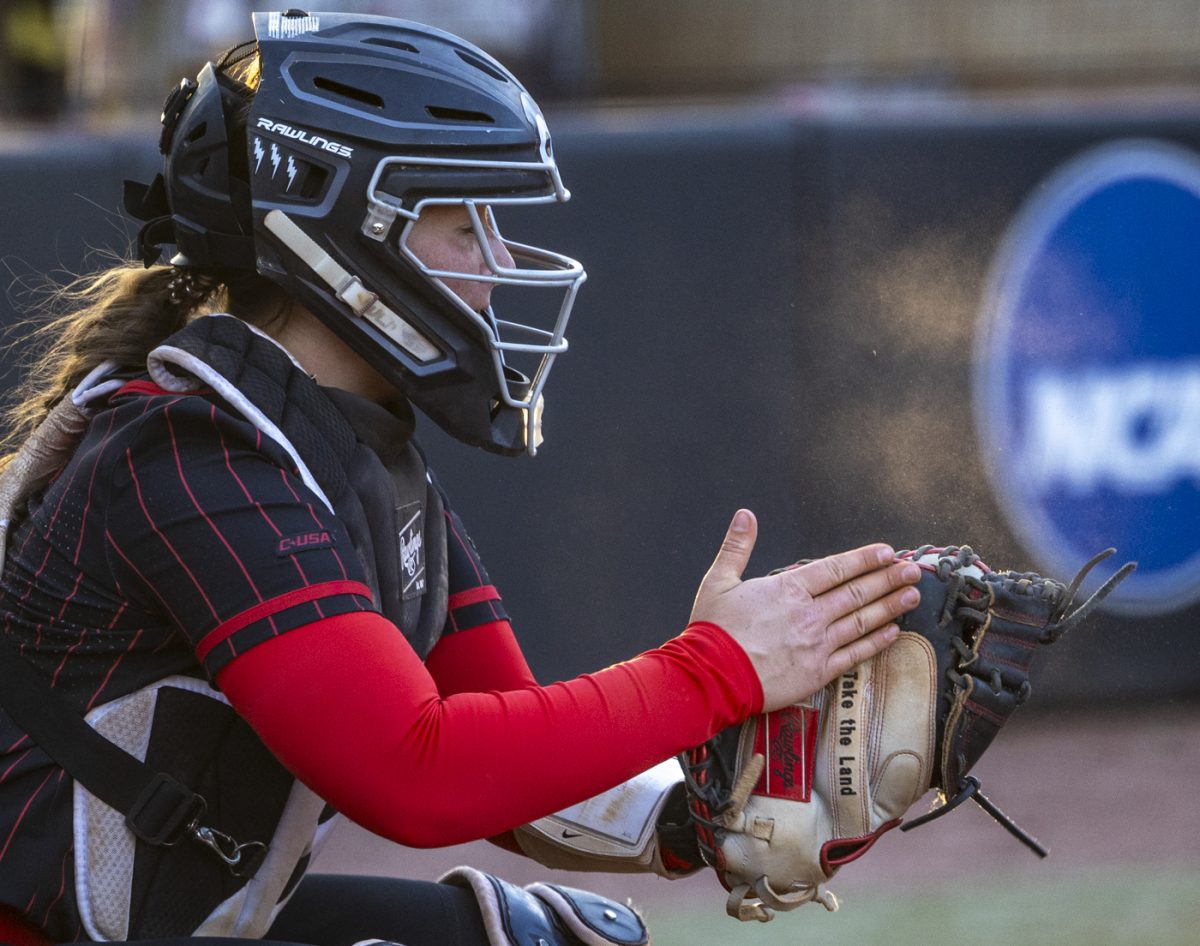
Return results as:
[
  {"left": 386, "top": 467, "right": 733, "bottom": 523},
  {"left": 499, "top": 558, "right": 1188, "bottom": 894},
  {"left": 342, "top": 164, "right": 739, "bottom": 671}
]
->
[{"left": 276, "top": 530, "right": 335, "bottom": 557}]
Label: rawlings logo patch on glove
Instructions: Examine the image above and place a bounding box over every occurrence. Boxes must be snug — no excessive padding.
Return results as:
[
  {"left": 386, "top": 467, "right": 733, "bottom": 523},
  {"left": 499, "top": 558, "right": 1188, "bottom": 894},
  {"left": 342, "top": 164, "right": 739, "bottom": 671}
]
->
[{"left": 682, "top": 545, "right": 1134, "bottom": 922}]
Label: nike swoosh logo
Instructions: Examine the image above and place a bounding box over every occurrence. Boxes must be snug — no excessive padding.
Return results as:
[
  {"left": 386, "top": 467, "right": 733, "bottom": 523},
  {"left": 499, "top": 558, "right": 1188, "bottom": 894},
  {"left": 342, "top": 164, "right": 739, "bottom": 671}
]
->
[{"left": 561, "top": 829, "right": 582, "bottom": 839}]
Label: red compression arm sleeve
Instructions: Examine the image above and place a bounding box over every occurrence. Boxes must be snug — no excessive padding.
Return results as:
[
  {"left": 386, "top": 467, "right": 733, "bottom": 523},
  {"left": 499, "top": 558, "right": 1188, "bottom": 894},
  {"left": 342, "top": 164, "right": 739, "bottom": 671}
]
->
[
  {"left": 423, "top": 621, "right": 538, "bottom": 853},
  {"left": 217, "top": 611, "right": 760, "bottom": 848},
  {"left": 424, "top": 620, "right": 537, "bottom": 695}
]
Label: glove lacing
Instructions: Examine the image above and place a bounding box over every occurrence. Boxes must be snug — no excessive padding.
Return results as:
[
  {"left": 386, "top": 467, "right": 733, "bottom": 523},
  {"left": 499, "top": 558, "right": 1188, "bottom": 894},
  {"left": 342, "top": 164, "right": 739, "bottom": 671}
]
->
[
  {"left": 680, "top": 747, "right": 765, "bottom": 870},
  {"left": 1042, "top": 548, "right": 1137, "bottom": 642},
  {"left": 728, "top": 874, "right": 839, "bottom": 923},
  {"left": 703, "top": 753, "right": 841, "bottom": 922}
]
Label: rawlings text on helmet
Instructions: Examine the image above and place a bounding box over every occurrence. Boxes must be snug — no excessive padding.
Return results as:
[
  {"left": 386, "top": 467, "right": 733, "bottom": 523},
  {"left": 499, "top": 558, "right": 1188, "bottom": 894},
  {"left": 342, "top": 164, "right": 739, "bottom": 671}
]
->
[{"left": 255, "top": 117, "right": 353, "bottom": 158}]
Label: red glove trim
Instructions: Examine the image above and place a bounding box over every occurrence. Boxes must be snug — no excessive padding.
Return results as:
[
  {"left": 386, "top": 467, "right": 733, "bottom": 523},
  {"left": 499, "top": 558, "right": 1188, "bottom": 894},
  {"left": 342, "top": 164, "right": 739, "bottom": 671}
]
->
[{"left": 820, "top": 818, "right": 901, "bottom": 872}]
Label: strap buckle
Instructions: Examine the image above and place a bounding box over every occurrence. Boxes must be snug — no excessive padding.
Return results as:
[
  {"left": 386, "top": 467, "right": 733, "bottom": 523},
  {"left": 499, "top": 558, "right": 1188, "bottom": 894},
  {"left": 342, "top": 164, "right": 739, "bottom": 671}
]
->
[
  {"left": 192, "top": 825, "right": 269, "bottom": 879},
  {"left": 124, "top": 771, "right": 206, "bottom": 847},
  {"left": 159, "top": 76, "right": 198, "bottom": 154}
]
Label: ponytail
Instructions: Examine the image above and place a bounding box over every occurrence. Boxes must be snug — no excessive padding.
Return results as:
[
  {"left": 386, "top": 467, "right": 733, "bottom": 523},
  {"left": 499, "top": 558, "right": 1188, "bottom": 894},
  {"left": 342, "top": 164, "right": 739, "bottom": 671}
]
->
[
  {"left": 0, "top": 42, "right": 283, "bottom": 473},
  {"left": 0, "top": 262, "right": 219, "bottom": 472}
]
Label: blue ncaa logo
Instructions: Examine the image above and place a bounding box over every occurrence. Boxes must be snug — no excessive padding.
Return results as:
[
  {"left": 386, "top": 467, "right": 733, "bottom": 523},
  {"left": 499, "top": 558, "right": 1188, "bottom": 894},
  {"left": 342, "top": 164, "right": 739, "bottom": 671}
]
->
[{"left": 975, "top": 140, "right": 1200, "bottom": 615}]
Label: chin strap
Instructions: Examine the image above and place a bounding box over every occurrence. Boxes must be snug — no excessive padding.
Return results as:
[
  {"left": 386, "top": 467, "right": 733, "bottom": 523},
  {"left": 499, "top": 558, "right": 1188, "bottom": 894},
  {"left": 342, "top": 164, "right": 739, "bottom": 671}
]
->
[{"left": 262, "top": 209, "right": 440, "bottom": 362}]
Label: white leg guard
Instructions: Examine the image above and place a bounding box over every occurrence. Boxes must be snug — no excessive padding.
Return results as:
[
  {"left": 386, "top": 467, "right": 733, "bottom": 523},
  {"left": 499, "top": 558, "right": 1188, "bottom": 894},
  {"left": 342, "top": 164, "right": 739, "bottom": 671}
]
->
[{"left": 439, "top": 867, "right": 648, "bottom": 946}]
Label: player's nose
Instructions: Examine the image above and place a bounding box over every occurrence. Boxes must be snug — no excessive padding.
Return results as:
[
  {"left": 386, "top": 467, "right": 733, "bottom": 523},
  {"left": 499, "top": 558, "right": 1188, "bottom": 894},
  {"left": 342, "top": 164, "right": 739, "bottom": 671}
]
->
[{"left": 487, "top": 230, "right": 515, "bottom": 272}]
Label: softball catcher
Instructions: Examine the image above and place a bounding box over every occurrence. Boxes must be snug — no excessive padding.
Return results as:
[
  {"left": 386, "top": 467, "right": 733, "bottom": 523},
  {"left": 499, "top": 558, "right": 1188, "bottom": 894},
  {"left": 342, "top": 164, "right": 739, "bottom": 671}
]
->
[{"left": 0, "top": 9, "right": 921, "bottom": 946}]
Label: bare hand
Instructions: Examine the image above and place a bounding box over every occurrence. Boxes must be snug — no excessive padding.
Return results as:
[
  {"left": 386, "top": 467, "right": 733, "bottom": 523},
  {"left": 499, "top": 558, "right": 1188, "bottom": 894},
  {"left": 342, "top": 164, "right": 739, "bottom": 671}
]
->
[{"left": 690, "top": 509, "right": 921, "bottom": 712}]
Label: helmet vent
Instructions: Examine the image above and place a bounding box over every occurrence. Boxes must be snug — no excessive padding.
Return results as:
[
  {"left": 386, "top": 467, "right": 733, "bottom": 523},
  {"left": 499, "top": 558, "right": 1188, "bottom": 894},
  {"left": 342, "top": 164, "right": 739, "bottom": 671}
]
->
[
  {"left": 186, "top": 122, "right": 207, "bottom": 143},
  {"left": 299, "top": 165, "right": 327, "bottom": 198},
  {"left": 426, "top": 105, "right": 494, "bottom": 125},
  {"left": 363, "top": 37, "right": 419, "bottom": 54},
  {"left": 312, "top": 75, "right": 384, "bottom": 109},
  {"left": 455, "top": 49, "right": 508, "bottom": 83}
]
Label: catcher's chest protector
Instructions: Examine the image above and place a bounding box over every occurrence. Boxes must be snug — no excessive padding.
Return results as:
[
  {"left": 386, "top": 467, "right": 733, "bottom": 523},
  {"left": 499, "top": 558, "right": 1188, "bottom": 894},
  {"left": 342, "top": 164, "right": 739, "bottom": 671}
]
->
[
  {"left": 148, "top": 314, "right": 450, "bottom": 657},
  {"left": 34, "top": 315, "right": 451, "bottom": 939}
]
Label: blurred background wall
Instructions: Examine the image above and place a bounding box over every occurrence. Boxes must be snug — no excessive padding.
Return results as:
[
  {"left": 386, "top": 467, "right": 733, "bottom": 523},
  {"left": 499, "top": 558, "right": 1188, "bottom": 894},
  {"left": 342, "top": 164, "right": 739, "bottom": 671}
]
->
[
  {"left": 594, "top": 0, "right": 1200, "bottom": 95},
  {"left": 1, "top": 1, "right": 1199, "bottom": 706},
  {"left": 6, "top": 0, "right": 1200, "bottom": 123}
]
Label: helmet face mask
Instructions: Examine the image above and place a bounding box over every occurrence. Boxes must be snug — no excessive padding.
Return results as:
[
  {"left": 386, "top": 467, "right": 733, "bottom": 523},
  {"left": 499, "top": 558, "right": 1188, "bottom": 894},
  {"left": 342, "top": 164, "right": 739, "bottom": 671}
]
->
[
  {"left": 133, "top": 10, "right": 587, "bottom": 456},
  {"left": 395, "top": 196, "right": 585, "bottom": 454}
]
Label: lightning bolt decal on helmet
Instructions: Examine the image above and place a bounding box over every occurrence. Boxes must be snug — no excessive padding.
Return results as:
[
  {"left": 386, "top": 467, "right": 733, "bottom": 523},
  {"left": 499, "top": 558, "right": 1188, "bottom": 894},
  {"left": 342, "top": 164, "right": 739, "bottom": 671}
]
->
[{"left": 125, "top": 9, "right": 587, "bottom": 456}]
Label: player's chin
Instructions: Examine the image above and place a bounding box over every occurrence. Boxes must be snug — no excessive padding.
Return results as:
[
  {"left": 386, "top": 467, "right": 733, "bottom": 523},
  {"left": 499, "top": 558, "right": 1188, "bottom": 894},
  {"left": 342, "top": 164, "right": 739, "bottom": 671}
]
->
[{"left": 442, "top": 280, "right": 492, "bottom": 314}]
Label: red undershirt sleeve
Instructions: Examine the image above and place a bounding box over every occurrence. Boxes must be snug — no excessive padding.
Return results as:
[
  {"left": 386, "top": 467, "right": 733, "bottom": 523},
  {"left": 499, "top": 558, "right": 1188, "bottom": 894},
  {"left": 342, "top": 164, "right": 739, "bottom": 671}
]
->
[{"left": 216, "top": 611, "right": 761, "bottom": 848}]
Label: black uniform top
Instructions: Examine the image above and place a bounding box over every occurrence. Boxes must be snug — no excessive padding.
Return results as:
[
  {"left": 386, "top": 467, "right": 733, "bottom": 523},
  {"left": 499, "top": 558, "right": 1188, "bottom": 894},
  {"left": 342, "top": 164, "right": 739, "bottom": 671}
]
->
[{"left": 0, "top": 382, "right": 504, "bottom": 940}]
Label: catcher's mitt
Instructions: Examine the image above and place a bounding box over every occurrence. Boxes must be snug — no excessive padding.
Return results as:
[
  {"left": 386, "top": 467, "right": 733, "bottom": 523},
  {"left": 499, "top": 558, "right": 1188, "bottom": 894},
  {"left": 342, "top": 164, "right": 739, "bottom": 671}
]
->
[{"left": 681, "top": 545, "right": 1134, "bottom": 922}]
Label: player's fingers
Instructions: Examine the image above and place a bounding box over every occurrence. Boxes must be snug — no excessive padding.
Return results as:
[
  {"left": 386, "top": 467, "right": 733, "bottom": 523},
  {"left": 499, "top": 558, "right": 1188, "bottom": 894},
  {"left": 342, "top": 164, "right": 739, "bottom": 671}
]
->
[
  {"left": 702, "top": 509, "right": 758, "bottom": 591},
  {"left": 818, "top": 561, "right": 921, "bottom": 622},
  {"left": 826, "top": 585, "right": 920, "bottom": 649},
  {"left": 795, "top": 543, "right": 896, "bottom": 597},
  {"left": 825, "top": 623, "right": 900, "bottom": 679}
]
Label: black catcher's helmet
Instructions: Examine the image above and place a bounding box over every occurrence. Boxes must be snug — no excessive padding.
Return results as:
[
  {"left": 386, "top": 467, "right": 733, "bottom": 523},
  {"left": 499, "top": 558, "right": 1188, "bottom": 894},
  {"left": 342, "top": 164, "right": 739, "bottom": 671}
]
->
[{"left": 126, "top": 10, "right": 586, "bottom": 456}]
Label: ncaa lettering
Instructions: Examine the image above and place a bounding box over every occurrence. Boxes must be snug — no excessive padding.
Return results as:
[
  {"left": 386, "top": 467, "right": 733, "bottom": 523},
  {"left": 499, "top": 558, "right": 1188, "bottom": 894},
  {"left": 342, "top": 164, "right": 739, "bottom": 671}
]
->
[
  {"left": 975, "top": 141, "right": 1200, "bottom": 612},
  {"left": 1021, "top": 362, "right": 1200, "bottom": 494}
]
